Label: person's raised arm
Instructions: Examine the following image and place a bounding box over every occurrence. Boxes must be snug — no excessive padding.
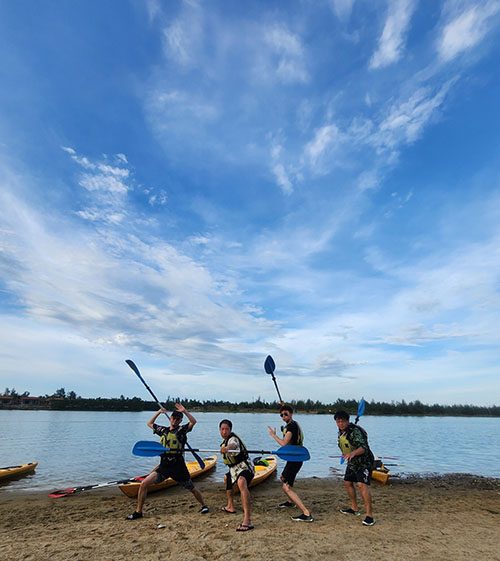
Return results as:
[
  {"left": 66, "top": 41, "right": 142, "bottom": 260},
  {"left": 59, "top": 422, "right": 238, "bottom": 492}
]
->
[
  {"left": 147, "top": 408, "right": 167, "bottom": 430},
  {"left": 176, "top": 403, "right": 196, "bottom": 429}
]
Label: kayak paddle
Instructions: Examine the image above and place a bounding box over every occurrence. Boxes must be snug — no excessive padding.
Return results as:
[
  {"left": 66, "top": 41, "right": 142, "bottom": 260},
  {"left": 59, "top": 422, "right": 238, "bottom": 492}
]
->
[
  {"left": 264, "top": 354, "right": 284, "bottom": 404},
  {"left": 125, "top": 359, "right": 205, "bottom": 470},
  {"left": 132, "top": 441, "right": 311, "bottom": 462},
  {"left": 48, "top": 476, "right": 145, "bottom": 498},
  {"left": 339, "top": 397, "right": 366, "bottom": 464},
  {"left": 354, "top": 397, "right": 366, "bottom": 424}
]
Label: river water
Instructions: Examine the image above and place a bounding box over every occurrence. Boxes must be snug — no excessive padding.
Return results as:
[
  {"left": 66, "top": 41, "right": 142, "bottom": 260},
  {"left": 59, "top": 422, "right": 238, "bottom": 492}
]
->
[{"left": 1, "top": 410, "right": 498, "bottom": 493}]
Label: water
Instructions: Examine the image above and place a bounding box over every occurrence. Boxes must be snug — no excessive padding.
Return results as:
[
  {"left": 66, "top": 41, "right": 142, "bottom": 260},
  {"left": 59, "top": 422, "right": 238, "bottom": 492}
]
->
[{"left": 1, "top": 410, "right": 499, "bottom": 493}]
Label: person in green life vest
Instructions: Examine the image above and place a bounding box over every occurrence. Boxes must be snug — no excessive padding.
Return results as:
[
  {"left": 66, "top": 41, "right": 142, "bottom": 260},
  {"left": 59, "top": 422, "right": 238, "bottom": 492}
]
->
[
  {"left": 334, "top": 410, "right": 375, "bottom": 526},
  {"left": 127, "top": 403, "right": 209, "bottom": 520},
  {"left": 219, "top": 419, "right": 255, "bottom": 532},
  {"left": 268, "top": 404, "right": 314, "bottom": 522}
]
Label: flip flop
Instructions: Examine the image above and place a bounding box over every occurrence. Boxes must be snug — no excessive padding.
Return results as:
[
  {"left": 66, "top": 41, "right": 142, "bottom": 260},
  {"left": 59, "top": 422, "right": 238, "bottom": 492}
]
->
[
  {"left": 221, "top": 507, "right": 236, "bottom": 514},
  {"left": 236, "top": 524, "right": 254, "bottom": 532}
]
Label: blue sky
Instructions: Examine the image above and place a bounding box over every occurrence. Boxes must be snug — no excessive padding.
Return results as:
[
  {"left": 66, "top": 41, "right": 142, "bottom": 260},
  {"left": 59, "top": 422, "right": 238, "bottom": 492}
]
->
[{"left": 1, "top": 0, "right": 499, "bottom": 405}]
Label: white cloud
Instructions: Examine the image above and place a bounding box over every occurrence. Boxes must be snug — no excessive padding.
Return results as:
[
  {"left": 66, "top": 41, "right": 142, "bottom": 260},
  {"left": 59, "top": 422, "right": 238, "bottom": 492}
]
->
[
  {"left": 305, "top": 124, "right": 340, "bottom": 168},
  {"left": 370, "top": 0, "right": 417, "bottom": 69},
  {"left": 263, "top": 24, "right": 309, "bottom": 84},
  {"left": 373, "top": 81, "right": 453, "bottom": 150},
  {"left": 437, "top": 1, "right": 500, "bottom": 62},
  {"left": 330, "top": 0, "right": 356, "bottom": 22},
  {"left": 162, "top": 3, "right": 204, "bottom": 67}
]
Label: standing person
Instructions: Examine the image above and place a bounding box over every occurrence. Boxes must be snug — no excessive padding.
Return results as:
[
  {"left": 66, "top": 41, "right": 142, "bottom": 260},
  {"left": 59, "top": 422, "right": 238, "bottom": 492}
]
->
[
  {"left": 219, "top": 419, "right": 255, "bottom": 532},
  {"left": 334, "top": 410, "right": 375, "bottom": 526},
  {"left": 127, "top": 403, "right": 209, "bottom": 520},
  {"left": 268, "top": 404, "right": 314, "bottom": 522}
]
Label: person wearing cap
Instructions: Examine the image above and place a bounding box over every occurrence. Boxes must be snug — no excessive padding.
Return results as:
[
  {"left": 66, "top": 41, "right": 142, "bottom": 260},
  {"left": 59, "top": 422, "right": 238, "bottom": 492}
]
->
[{"left": 127, "top": 403, "right": 209, "bottom": 520}]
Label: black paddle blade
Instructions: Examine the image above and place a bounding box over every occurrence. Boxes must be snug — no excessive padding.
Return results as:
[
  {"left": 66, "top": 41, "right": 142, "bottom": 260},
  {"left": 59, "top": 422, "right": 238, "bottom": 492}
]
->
[
  {"left": 264, "top": 355, "right": 276, "bottom": 374},
  {"left": 125, "top": 359, "right": 140, "bottom": 376}
]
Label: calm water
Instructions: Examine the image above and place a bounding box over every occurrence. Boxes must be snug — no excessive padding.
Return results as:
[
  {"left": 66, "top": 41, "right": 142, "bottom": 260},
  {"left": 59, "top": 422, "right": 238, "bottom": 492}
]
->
[{"left": 1, "top": 410, "right": 499, "bottom": 493}]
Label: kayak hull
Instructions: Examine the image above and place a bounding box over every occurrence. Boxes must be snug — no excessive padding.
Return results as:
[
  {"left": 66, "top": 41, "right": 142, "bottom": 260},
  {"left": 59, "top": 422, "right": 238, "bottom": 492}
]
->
[
  {"left": 119, "top": 455, "right": 217, "bottom": 498},
  {"left": 0, "top": 462, "right": 38, "bottom": 481},
  {"left": 371, "top": 467, "right": 390, "bottom": 485},
  {"left": 228, "top": 455, "right": 277, "bottom": 492},
  {"left": 249, "top": 456, "right": 277, "bottom": 488}
]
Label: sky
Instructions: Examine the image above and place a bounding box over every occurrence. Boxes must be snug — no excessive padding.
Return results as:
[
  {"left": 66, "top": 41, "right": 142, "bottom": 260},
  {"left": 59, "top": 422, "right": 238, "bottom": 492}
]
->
[{"left": 0, "top": 0, "right": 499, "bottom": 406}]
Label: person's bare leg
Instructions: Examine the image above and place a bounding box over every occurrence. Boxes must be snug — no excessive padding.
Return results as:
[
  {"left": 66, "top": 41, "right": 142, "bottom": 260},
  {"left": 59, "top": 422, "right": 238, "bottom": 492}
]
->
[
  {"left": 189, "top": 486, "right": 206, "bottom": 507},
  {"left": 224, "top": 488, "right": 236, "bottom": 512},
  {"left": 343, "top": 480, "right": 359, "bottom": 511},
  {"left": 357, "top": 482, "right": 373, "bottom": 517},
  {"left": 282, "top": 482, "right": 311, "bottom": 516},
  {"left": 237, "top": 476, "right": 252, "bottom": 527},
  {"left": 135, "top": 471, "right": 157, "bottom": 514}
]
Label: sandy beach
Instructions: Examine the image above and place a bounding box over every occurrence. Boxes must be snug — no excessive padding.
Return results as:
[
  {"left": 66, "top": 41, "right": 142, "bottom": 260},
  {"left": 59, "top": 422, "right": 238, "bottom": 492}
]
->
[{"left": 1, "top": 474, "right": 499, "bottom": 561}]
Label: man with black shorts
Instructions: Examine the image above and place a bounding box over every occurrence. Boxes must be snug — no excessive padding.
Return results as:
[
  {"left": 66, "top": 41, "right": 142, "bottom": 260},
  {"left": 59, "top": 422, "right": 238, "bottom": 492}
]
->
[
  {"left": 127, "top": 403, "right": 209, "bottom": 520},
  {"left": 268, "top": 404, "right": 313, "bottom": 522},
  {"left": 219, "top": 419, "right": 255, "bottom": 531},
  {"left": 334, "top": 409, "right": 375, "bottom": 526}
]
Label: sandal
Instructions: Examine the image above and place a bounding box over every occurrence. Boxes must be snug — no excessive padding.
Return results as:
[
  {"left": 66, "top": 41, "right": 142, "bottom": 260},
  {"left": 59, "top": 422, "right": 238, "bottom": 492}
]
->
[
  {"left": 221, "top": 507, "right": 236, "bottom": 514},
  {"left": 236, "top": 524, "right": 254, "bottom": 532},
  {"left": 126, "top": 511, "right": 143, "bottom": 520}
]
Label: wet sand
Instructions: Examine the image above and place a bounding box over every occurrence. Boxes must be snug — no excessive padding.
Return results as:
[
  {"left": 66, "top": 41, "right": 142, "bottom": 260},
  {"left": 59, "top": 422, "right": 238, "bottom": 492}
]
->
[{"left": 1, "top": 474, "right": 499, "bottom": 561}]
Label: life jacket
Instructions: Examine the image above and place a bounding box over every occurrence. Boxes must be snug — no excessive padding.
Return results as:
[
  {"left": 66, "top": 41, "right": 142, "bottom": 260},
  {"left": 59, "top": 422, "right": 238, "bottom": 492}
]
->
[
  {"left": 221, "top": 433, "right": 249, "bottom": 466},
  {"left": 281, "top": 419, "right": 304, "bottom": 446},
  {"left": 159, "top": 427, "right": 186, "bottom": 456},
  {"left": 338, "top": 423, "right": 375, "bottom": 468}
]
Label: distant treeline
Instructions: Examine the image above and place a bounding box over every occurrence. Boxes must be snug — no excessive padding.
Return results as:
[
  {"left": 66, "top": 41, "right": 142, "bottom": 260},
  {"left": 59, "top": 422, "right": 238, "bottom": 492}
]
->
[{"left": 2, "top": 387, "right": 498, "bottom": 416}]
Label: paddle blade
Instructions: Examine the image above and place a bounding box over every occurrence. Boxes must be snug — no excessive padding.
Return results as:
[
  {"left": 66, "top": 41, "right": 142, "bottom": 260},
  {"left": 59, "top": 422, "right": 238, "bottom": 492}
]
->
[
  {"left": 132, "top": 440, "right": 169, "bottom": 457},
  {"left": 126, "top": 359, "right": 141, "bottom": 377},
  {"left": 354, "top": 397, "right": 366, "bottom": 424},
  {"left": 264, "top": 355, "right": 276, "bottom": 375},
  {"left": 357, "top": 398, "right": 366, "bottom": 418},
  {"left": 275, "top": 445, "right": 310, "bottom": 462}
]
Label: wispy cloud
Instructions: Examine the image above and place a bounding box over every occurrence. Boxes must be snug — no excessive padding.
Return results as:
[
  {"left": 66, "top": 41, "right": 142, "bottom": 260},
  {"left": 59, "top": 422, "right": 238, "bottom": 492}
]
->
[
  {"left": 330, "top": 0, "right": 356, "bottom": 23},
  {"left": 437, "top": 0, "right": 500, "bottom": 62},
  {"left": 263, "top": 24, "right": 309, "bottom": 84},
  {"left": 370, "top": 0, "right": 417, "bottom": 69}
]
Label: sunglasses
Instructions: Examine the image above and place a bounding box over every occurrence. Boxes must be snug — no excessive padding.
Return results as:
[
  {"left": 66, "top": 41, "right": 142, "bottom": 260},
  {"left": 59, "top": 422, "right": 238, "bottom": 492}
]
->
[{"left": 280, "top": 412, "right": 289, "bottom": 418}]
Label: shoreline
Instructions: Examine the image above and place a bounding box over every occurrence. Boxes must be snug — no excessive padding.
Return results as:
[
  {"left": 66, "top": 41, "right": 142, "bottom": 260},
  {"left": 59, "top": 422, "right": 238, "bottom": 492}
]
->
[{"left": 1, "top": 474, "right": 498, "bottom": 561}]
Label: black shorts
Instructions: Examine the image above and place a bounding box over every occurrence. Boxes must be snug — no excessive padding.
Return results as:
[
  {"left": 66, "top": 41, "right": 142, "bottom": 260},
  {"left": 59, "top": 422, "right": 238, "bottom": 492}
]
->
[
  {"left": 155, "top": 458, "right": 194, "bottom": 490},
  {"left": 280, "top": 461, "right": 303, "bottom": 487},
  {"left": 344, "top": 464, "right": 371, "bottom": 485},
  {"left": 226, "top": 469, "right": 254, "bottom": 490}
]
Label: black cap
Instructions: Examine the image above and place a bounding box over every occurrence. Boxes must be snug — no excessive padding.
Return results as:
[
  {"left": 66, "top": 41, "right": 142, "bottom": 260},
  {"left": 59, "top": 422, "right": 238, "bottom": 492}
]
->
[{"left": 171, "top": 410, "right": 183, "bottom": 419}]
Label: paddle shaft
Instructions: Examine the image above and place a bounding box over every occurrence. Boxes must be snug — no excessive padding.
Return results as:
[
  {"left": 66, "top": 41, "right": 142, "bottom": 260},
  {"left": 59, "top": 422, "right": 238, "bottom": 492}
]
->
[
  {"left": 270, "top": 373, "right": 284, "bottom": 404},
  {"left": 125, "top": 360, "right": 205, "bottom": 469}
]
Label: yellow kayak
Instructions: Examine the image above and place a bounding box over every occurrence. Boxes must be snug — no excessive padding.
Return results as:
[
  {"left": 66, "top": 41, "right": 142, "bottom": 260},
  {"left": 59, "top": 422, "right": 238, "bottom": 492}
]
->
[
  {"left": 119, "top": 455, "right": 217, "bottom": 498},
  {"left": 229, "top": 456, "right": 278, "bottom": 492},
  {"left": 0, "top": 462, "right": 38, "bottom": 481},
  {"left": 371, "top": 462, "right": 390, "bottom": 485},
  {"left": 250, "top": 456, "right": 278, "bottom": 487}
]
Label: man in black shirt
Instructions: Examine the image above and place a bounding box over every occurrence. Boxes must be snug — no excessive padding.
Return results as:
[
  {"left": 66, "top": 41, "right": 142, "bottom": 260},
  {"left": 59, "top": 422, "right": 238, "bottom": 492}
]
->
[
  {"left": 268, "top": 404, "right": 314, "bottom": 522},
  {"left": 127, "top": 403, "right": 209, "bottom": 520}
]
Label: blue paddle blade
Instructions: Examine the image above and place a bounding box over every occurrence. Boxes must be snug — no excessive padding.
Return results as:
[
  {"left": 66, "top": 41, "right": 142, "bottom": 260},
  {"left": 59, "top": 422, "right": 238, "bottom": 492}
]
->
[
  {"left": 132, "top": 440, "right": 169, "bottom": 457},
  {"left": 264, "top": 355, "right": 276, "bottom": 375},
  {"left": 357, "top": 398, "right": 366, "bottom": 417},
  {"left": 275, "top": 445, "right": 310, "bottom": 462}
]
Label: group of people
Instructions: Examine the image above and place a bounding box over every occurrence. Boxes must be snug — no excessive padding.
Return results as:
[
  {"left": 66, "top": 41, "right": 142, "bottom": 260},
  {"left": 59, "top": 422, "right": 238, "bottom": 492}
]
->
[{"left": 127, "top": 403, "right": 376, "bottom": 529}]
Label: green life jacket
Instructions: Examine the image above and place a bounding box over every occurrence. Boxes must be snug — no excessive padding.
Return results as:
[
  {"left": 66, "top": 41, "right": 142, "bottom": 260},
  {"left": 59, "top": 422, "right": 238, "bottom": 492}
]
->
[
  {"left": 221, "top": 433, "right": 249, "bottom": 466},
  {"left": 338, "top": 423, "right": 375, "bottom": 468},
  {"left": 159, "top": 427, "right": 185, "bottom": 455},
  {"left": 281, "top": 420, "right": 304, "bottom": 446}
]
